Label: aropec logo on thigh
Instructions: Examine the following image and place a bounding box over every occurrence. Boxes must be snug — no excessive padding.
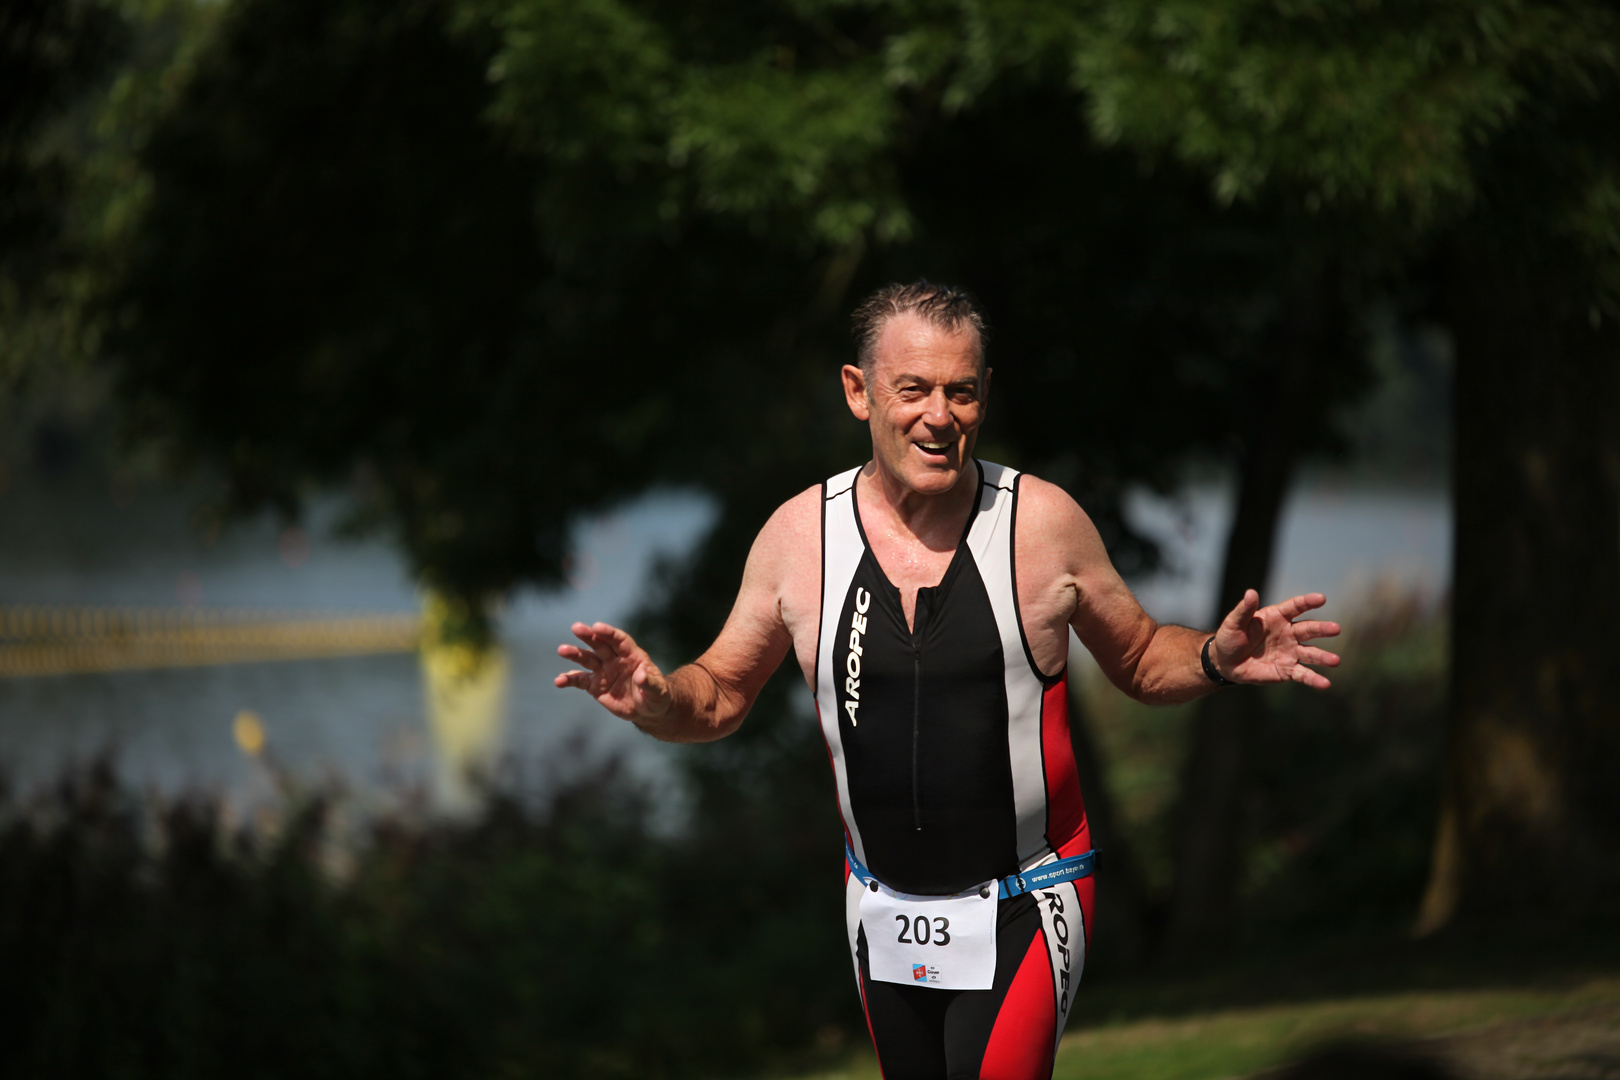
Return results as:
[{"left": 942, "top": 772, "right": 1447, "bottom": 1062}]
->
[
  {"left": 1040, "top": 888, "right": 1073, "bottom": 1019},
  {"left": 844, "top": 588, "right": 871, "bottom": 726}
]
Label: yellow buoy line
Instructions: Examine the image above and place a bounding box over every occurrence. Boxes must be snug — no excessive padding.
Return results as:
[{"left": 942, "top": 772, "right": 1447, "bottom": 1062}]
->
[{"left": 0, "top": 604, "right": 422, "bottom": 677}]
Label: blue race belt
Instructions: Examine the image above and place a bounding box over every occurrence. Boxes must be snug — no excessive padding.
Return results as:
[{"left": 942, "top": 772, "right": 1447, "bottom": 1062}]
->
[{"left": 844, "top": 839, "right": 1096, "bottom": 900}]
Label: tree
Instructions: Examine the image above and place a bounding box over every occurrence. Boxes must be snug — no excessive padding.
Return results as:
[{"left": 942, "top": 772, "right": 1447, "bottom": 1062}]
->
[
  {"left": 1421, "top": 207, "right": 1620, "bottom": 932},
  {"left": 104, "top": 0, "right": 859, "bottom": 632},
  {"left": 0, "top": 0, "right": 124, "bottom": 391},
  {"left": 1064, "top": 0, "right": 1620, "bottom": 931}
]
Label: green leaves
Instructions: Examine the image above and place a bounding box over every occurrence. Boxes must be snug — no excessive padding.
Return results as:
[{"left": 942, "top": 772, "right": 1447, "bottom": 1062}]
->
[
  {"left": 74, "top": 0, "right": 1620, "bottom": 619},
  {"left": 671, "top": 58, "right": 905, "bottom": 244},
  {"left": 472, "top": 0, "right": 909, "bottom": 248},
  {"left": 471, "top": 0, "right": 1620, "bottom": 245},
  {"left": 1071, "top": 0, "right": 1620, "bottom": 221},
  {"left": 474, "top": 0, "right": 672, "bottom": 164},
  {"left": 1569, "top": 166, "right": 1620, "bottom": 314}
]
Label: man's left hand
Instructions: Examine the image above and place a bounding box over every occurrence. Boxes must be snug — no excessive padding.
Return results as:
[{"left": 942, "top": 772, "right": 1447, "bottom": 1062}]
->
[{"left": 1210, "top": 590, "right": 1341, "bottom": 689}]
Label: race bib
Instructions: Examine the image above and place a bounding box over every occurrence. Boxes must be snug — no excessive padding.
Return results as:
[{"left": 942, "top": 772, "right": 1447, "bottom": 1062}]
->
[{"left": 859, "top": 882, "right": 998, "bottom": 990}]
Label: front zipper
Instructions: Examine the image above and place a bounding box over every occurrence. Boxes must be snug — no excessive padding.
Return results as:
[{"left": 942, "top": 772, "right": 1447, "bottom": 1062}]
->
[
  {"left": 911, "top": 639, "right": 922, "bottom": 831},
  {"left": 910, "top": 590, "right": 930, "bottom": 832}
]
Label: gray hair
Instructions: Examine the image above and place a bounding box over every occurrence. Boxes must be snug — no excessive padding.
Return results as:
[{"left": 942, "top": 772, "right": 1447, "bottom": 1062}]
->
[{"left": 850, "top": 280, "right": 989, "bottom": 376}]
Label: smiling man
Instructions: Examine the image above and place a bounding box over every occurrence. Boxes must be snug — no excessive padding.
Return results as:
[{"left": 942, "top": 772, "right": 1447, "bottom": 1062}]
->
[{"left": 555, "top": 281, "right": 1340, "bottom": 1080}]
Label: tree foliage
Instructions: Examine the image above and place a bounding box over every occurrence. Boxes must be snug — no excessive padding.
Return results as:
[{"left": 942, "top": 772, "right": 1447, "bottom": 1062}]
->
[
  {"left": 1073, "top": 0, "right": 1620, "bottom": 220},
  {"left": 1042, "top": 0, "right": 1620, "bottom": 931},
  {"left": 0, "top": 0, "right": 125, "bottom": 389},
  {"left": 105, "top": 0, "right": 869, "bottom": 616},
  {"left": 93, "top": 0, "right": 1398, "bottom": 619}
]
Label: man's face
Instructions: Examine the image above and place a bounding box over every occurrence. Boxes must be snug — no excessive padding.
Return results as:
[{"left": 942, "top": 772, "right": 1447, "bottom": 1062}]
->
[{"left": 842, "top": 312, "right": 989, "bottom": 498}]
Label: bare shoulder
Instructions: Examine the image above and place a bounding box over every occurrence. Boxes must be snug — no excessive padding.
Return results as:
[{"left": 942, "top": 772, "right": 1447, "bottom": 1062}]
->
[
  {"left": 1012, "top": 472, "right": 1142, "bottom": 673},
  {"left": 755, "top": 485, "right": 820, "bottom": 554},
  {"left": 1016, "top": 474, "right": 1084, "bottom": 522},
  {"left": 765, "top": 483, "right": 822, "bottom": 533},
  {"left": 1011, "top": 474, "right": 1110, "bottom": 672},
  {"left": 1015, "top": 474, "right": 1107, "bottom": 565},
  {"left": 742, "top": 484, "right": 821, "bottom": 587}
]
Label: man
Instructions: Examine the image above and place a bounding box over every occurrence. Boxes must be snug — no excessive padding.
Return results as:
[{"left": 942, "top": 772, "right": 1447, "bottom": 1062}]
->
[{"left": 555, "top": 282, "right": 1340, "bottom": 1080}]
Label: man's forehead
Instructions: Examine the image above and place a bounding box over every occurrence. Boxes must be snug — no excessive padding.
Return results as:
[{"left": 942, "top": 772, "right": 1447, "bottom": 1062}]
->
[{"left": 871, "top": 312, "right": 983, "bottom": 380}]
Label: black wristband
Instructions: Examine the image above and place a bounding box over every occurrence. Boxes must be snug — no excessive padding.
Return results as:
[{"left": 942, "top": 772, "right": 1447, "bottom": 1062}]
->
[{"left": 1201, "top": 636, "right": 1233, "bottom": 686}]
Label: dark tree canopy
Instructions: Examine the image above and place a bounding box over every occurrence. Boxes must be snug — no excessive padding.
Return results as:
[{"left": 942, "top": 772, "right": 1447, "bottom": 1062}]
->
[
  {"left": 109, "top": 0, "right": 862, "bottom": 616},
  {"left": 110, "top": 0, "right": 1378, "bottom": 627},
  {"left": 0, "top": 0, "right": 125, "bottom": 388}
]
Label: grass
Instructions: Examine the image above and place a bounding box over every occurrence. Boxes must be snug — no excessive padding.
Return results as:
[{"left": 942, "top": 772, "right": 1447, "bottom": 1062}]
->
[
  {"left": 786, "top": 971, "right": 1620, "bottom": 1080},
  {"left": 1050, "top": 976, "right": 1619, "bottom": 1080}
]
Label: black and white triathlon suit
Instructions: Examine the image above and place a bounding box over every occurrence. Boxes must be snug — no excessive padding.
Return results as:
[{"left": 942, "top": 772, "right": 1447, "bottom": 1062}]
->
[{"left": 815, "top": 460, "right": 1095, "bottom": 1080}]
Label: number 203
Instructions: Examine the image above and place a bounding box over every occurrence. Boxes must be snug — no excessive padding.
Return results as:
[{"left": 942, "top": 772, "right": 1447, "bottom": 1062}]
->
[{"left": 895, "top": 915, "right": 951, "bottom": 946}]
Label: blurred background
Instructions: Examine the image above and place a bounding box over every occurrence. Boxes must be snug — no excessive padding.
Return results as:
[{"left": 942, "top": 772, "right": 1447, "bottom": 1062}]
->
[{"left": 1, "top": 2, "right": 1616, "bottom": 1078}]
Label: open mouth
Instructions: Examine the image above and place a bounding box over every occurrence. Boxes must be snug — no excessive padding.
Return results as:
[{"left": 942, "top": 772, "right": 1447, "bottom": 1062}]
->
[{"left": 915, "top": 440, "right": 953, "bottom": 459}]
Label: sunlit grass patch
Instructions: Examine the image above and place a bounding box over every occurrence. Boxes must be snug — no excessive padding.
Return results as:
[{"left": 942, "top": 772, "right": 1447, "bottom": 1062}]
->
[
  {"left": 1056, "top": 976, "right": 1620, "bottom": 1079},
  {"left": 784, "top": 976, "right": 1620, "bottom": 1080}
]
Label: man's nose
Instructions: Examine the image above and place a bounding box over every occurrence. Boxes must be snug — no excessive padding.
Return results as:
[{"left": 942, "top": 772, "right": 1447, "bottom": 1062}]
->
[{"left": 923, "top": 388, "right": 952, "bottom": 426}]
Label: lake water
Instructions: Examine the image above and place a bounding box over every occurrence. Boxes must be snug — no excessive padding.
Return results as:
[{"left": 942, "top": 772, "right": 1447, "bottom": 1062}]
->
[
  {"left": 0, "top": 472, "right": 1449, "bottom": 811},
  {"left": 1126, "top": 480, "right": 1450, "bottom": 626},
  {"left": 0, "top": 476, "right": 717, "bottom": 811}
]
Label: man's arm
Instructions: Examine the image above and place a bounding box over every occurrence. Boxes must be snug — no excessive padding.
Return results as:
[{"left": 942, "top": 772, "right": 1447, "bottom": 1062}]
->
[
  {"left": 553, "top": 491, "right": 810, "bottom": 742},
  {"left": 1019, "top": 477, "right": 1340, "bottom": 704}
]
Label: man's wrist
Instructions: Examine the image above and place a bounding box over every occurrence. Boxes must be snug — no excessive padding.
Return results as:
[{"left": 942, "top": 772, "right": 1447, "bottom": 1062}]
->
[{"left": 1201, "top": 636, "right": 1233, "bottom": 686}]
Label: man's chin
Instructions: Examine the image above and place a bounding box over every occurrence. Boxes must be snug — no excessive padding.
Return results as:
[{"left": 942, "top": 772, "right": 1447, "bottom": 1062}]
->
[
  {"left": 904, "top": 460, "right": 969, "bottom": 493},
  {"left": 870, "top": 448, "right": 973, "bottom": 495}
]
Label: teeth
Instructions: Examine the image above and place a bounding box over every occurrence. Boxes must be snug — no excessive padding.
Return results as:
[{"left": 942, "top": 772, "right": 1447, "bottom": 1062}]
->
[{"left": 920, "top": 442, "right": 949, "bottom": 450}]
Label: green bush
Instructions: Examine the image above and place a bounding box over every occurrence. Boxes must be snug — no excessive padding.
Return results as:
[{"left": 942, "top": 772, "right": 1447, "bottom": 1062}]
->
[{"left": 0, "top": 744, "right": 858, "bottom": 1080}]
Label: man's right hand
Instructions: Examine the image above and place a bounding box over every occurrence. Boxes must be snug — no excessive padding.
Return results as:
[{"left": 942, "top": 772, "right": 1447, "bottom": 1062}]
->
[{"left": 554, "top": 621, "right": 673, "bottom": 721}]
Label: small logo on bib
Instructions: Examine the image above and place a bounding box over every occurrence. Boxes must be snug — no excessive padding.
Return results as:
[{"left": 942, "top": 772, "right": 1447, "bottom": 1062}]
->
[{"left": 912, "top": 964, "right": 927, "bottom": 982}]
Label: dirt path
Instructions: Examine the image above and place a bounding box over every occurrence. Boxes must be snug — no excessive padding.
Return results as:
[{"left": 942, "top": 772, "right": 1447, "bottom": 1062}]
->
[
  {"left": 1425, "top": 1003, "right": 1620, "bottom": 1080},
  {"left": 1262, "top": 1003, "right": 1620, "bottom": 1080}
]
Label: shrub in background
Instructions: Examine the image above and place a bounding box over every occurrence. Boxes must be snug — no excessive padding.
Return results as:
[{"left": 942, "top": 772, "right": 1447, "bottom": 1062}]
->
[{"left": 0, "top": 748, "right": 856, "bottom": 1080}]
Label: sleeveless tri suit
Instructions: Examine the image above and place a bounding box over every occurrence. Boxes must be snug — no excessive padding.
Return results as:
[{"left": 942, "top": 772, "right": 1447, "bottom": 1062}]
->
[{"left": 814, "top": 460, "right": 1095, "bottom": 1080}]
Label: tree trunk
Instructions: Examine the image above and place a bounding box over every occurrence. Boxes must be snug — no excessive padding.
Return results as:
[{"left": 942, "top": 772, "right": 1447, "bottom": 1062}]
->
[
  {"left": 1161, "top": 271, "right": 1337, "bottom": 959},
  {"left": 1159, "top": 434, "right": 1292, "bottom": 958},
  {"left": 1414, "top": 237, "right": 1620, "bottom": 934}
]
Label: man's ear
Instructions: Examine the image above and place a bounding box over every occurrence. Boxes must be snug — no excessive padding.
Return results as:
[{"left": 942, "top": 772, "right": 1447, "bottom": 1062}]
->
[{"left": 841, "top": 364, "right": 871, "bottom": 421}]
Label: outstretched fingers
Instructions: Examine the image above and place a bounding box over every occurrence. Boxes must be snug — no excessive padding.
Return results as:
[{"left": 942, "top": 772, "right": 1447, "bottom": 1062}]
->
[
  {"left": 1290, "top": 619, "right": 1342, "bottom": 642},
  {"left": 1296, "top": 645, "right": 1341, "bottom": 668},
  {"left": 556, "top": 621, "right": 643, "bottom": 694},
  {"left": 571, "top": 621, "right": 645, "bottom": 663},
  {"left": 1216, "top": 590, "right": 1340, "bottom": 690},
  {"left": 1221, "top": 588, "right": 1261, "bottom": 630},
  {"left": 571, "top": 620, "right": 616, "bottom": 652},
  {"left": 1271, "top": 592, "right": 1328, "bottom": 621},
  {"left": 556, "top": 642, "right": 603, "bottom": 671},
  {"left": 1293, "top": 665, "right": 1333, "bottom": 690}
]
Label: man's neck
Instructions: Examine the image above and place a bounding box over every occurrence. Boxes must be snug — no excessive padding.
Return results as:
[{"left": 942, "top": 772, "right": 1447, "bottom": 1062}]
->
[{"left": 859, "top": 459, "right": 979, "bottom": 551}]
